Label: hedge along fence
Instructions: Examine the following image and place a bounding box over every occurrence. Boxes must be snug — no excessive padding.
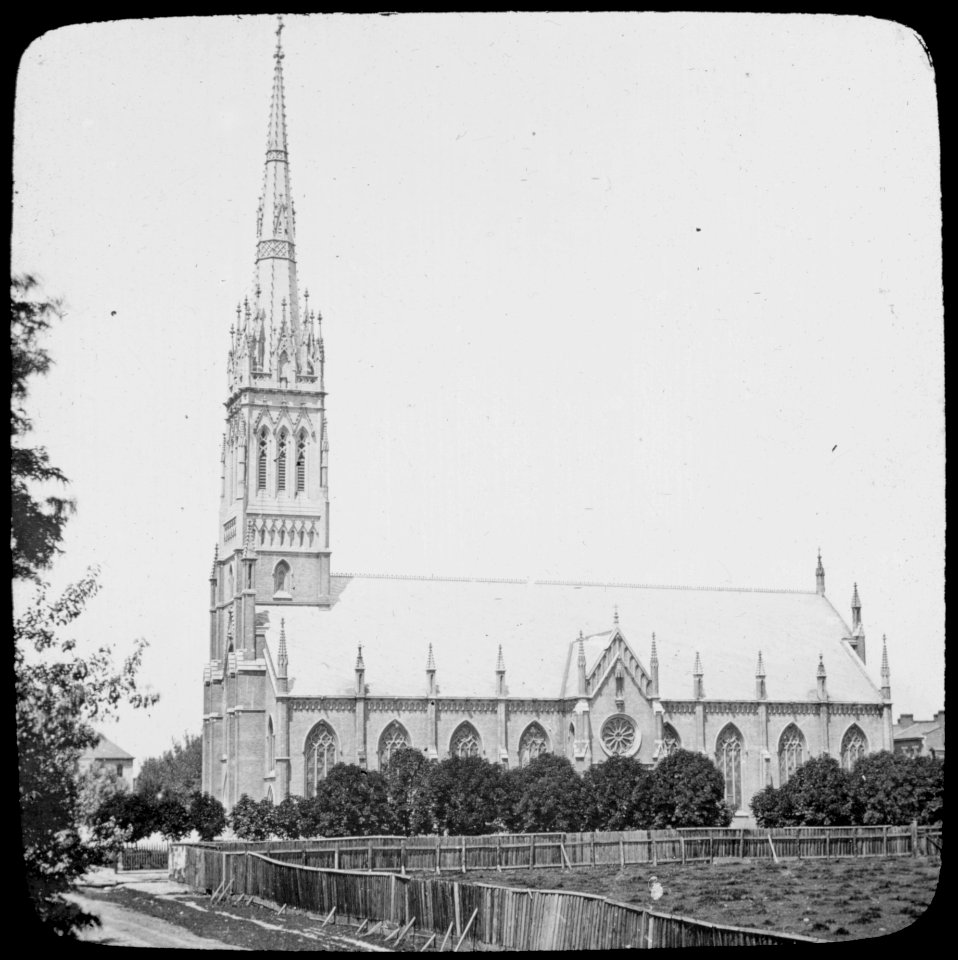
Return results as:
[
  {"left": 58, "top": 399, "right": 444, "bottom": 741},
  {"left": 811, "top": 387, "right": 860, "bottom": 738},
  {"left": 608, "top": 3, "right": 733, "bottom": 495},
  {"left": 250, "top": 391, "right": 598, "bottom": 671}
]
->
[
  {"left": 176, "top": 850, "right": 824, "bottom": 949},
  {"left": 170, "top": 824, "right": 942, "bottom": 879}
]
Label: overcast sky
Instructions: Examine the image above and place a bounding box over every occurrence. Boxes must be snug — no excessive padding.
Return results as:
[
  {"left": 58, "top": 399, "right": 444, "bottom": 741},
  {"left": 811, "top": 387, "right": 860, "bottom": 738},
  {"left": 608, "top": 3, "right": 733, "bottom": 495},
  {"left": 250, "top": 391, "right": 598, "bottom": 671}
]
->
[{"left": 13, "top": 13, "right": 942, "bottom": 772}]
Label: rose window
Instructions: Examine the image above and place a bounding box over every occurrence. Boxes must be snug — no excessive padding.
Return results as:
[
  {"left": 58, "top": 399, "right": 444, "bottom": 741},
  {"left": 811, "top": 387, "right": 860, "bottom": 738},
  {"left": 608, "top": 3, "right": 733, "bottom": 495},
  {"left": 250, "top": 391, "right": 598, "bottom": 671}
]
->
[{"left": 601, "top": 716, "right": 637, "bottom": 756}]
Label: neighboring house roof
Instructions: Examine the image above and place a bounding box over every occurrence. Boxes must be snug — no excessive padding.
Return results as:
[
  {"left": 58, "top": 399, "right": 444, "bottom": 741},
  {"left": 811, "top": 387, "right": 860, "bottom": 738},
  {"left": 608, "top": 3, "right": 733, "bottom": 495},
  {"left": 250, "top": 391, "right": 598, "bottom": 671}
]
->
[
  {"left": 258, "top": 574, "right": 884, "bottom": 703},
  {"left": 893, "top": 720, "right": 941, "bottom": 741},
  {"left": 80, "top": 734, "right": 134, "bottom": 761}
]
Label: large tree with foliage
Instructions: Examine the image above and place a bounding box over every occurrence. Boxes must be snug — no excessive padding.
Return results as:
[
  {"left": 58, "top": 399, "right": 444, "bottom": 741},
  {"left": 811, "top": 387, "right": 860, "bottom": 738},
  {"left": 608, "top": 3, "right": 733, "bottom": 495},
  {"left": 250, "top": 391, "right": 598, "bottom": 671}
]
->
[
  {"left": 135, "top": 733, "right": 202, "bottom": 802},
  {"left": 583, "top": 755, "right": 652, "bottom": 830},
  {"left": 778, "top": 755, "right": 853, "bottom": 826},
  {"left": 14, "top": 276, "right": 158, "bottom": 935},
  {"left": 417, "top": 756, "right": 506, "bottom": 835},
  {"left": 648, "top": 749, "right": 733, "bottom": 828},
  {"left": 304, "top": 764, "right": 392, "bottom": 837},
  {"left": 383, "top": 747, "right": 432, "bottom": 835},
  {"left": 508, "top": 754, "right": 589, "bottom": 833}
]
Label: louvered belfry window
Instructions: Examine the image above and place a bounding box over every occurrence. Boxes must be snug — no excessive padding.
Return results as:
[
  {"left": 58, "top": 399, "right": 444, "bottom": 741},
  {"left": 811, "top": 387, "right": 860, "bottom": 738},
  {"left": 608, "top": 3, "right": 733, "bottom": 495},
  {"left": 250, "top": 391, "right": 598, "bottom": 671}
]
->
[
  {"left": 257, "top": 430, "right": 268, "bottom": 490},
  {"left": 296, "top": 432, "right": 306, "bottom": 492},
  {"left": 277, "top": 431, "right": 288, "bottom": 491}
]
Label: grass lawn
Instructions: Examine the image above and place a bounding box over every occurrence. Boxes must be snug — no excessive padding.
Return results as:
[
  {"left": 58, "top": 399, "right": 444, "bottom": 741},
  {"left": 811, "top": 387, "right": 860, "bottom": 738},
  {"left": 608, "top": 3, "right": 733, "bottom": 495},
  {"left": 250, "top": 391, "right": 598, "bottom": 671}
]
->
[{"left": 456, "top": 856, "right": 940, "bottom": 942}]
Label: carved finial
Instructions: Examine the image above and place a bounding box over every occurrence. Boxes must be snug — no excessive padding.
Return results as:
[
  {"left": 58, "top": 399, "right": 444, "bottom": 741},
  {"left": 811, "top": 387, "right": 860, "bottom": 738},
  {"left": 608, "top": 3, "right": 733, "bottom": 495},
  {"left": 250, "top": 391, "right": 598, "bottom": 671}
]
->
[
  {"left": 577, "top": 631, "right": 586, "bottom": 665},
  {"left": 356, "top": 643, "right": 365, "bottom": 672},
  {"left": 277, "top": 617, "right": 289, "bottom": 676},
  {"left": 881, "top": 635, "right": 890, "bottom": 678},
  {"left": 693, "top": 651, "right": 702, "bottom": 675},
  {"left": 650, "top": 631, "right": 658, "bottom": 664},
  {"left": 426, "top": 643, "right": 436, "bottom": 672},
  {"left": 613, "top": 604, "right": 619, "bottom": 626},
  {"left": 817, "top": 653, "right": 826, "bottom": 678},
  {"left": 496, "top": 644, "right": 505, "bottom": 673},
  {"left": 815, "top": 549, "right": 826, "bottom": 595},
  {"left": 210, "top": 544, "right": 219, "bottom": 579},
  {"left": 756, "top": 650, "right": 766, "bottom": 677}
]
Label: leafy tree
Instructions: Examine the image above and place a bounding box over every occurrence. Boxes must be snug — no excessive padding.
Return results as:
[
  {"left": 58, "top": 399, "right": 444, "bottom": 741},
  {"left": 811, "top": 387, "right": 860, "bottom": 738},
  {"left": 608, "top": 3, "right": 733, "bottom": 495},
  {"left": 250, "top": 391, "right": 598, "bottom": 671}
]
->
[
  {"left": 509, "top": 754, "right": 589, "bottom": 833},
  {"left": 92, "top": 792, "right": 158, "bottom": 844},
  {"left": 584, "top": 756, "right": 652, "bottom": 830},
  {"left": 418, "top": 756, "right": 505, "bottom": 835},
  {"left": 850, "top": 752, "right": 944, "bottom": 826},
  {"left": 272, "top": 796, "right": 306, "bottom": 839},
  {"left": 779, "top": 755, "right": 852, "bottom": 826},
  {"left": 15, "top": 275, "right": 158, "bottom": 934},
  {"left": 11, "top": 275, "right": 73, "bottom": 581},
  {"left": 383, "top": 747, "right": 432, "bottom": 835},
  {"left": 189, "top": 793, "right": 227, "bottom": 841},
  {"left": 648, "top": 750, "right": 733, "bottom": 828},
  {"left": 155, "top": 796, "right": 192, "bottom": 841},
  {"left": 135, "top": 733, "right": 202, "bottom": 802},
  {"left": 230, "top": 794, "right": 276, "bottom": 840},
  {"left": 307, "top": 765, "right": 392, "bottom": 837},
  {"left": 749, "top": 784, "right": 796, "bottom": 827}
]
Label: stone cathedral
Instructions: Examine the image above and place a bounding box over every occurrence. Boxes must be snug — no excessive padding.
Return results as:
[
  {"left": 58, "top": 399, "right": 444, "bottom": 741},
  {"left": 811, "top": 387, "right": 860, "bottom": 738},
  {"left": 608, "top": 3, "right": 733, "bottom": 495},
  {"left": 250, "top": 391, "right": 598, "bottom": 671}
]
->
[{"left": 201, "top": 26, "right": 893, "bottom": 822}]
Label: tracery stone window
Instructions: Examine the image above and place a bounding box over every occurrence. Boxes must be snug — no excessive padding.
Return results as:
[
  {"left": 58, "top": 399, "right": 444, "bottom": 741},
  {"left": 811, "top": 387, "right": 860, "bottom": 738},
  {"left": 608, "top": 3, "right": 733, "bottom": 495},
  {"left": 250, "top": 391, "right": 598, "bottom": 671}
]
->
[
  {"left": 841, "top": 724, "right": 868, "bottom": 771},
  {"left": 273, "top": 560, "right": 290, "bottom": 596},
  {"left": 450, "top": 722, "right": 481, "bottom": 758},
  {"left": 296, "top": 431, "right": 307, "bottom": 492},
  {"left": 662, "top": 723, "right": 681, "bottom": 757},
  {"left": 379, "top": 721, "right": 410, "bottom": 769},
  {"left": 778, "top": 723, "right": 806, "bottom": 785},
  {"left": 518, "top": 723, "right": 549, "bottom": 767},
  {"left": 305, "top": 722, "right": 337, "bottom": 796},
  {"left": 716, "top": 724, "right": 744, "bottom": 811},
  {"left": 257, "top": 429, "right": 268, "bottom": 491},
  {"left": 601, "top": 715, "right": 638, "bottom": 756},
  {"left": 277, "top": 430, "right": 288, "bottom": 492}
]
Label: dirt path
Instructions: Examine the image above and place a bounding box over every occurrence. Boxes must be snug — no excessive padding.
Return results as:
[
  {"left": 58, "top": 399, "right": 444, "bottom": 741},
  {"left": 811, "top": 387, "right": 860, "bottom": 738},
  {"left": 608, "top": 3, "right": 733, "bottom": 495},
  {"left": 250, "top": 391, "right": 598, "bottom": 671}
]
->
[{"left": 67, "top": 892, "right": 246, "bottom": 949}]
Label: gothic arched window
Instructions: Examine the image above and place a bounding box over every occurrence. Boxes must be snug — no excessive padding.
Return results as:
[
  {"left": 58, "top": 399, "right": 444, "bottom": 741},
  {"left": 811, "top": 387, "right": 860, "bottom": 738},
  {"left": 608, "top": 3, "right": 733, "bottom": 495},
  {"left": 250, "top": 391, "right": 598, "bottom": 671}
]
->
[
  {"left": 257, "top": 429, "right": 268, "bottom": 491},
  {"left": 450, "top": 722, "right": 481, "bottom": 759},
  {"left": 662, "top": 723, "right": 681, "bottom": 757},
  {"left": 716, "top": 724, "right": 744, "bottom": 812},
  {"left": 841, "top": 724, "right": 868, "bottom": 771},
  {"left": 296, "top": 431, "right": 307, "bottom": 493},
  {"left": 266, "top": 716, "right": 275, "bottom": 771},
  {"left": 277, "top": 430, "right": 288, "bottom": 492},
  {"left": 778, "top": 723, "right": 806, "bottom": 785},
  {"left": 518, "top": 723, "right": 549, "bottom": 767},
  {"left": 305, "top": 722, "right": 337, "bottom": 797},
  {"left": 379, "top": 721, "right": 410, "bottom": 769},
  {"left": 273, "top": 560, "right": 290, "bottom": 595}
]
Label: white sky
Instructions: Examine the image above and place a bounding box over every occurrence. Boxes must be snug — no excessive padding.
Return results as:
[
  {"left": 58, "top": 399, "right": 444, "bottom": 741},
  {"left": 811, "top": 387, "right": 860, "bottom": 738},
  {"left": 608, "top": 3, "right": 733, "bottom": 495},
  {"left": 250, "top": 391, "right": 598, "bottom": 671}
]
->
[{"left": 12, "top": 13, "right": 943, "bottom": 773}]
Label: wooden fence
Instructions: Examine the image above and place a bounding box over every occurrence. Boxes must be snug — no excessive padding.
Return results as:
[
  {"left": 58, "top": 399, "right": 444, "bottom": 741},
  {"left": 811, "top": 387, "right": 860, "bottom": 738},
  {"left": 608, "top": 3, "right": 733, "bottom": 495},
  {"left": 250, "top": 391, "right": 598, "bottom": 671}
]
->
[
  {"left": 171, "top": 824, "right": 941, "bottom": 877},
  {"left": 174, "top": 849, "right": 824, "bottom": 949},
  {"left": 118, "top": 842, "right": 169, "bottom": 871}
]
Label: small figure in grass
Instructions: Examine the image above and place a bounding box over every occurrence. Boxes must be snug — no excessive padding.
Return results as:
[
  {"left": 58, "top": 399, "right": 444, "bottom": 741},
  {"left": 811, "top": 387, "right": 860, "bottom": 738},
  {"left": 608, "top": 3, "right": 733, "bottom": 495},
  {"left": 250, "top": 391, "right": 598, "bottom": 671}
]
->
[{"left": 648, "top": 876, "right": 664, "bottom": 902}]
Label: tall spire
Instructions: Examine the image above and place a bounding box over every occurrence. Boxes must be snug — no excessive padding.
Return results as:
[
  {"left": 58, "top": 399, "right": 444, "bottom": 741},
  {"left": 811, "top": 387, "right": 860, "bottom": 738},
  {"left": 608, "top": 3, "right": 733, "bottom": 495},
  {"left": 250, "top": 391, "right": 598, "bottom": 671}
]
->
[
  {"left": 755, "top": 650, "right": 767, "bottom": 700},
  {"left": 851, "top": 582, "right": 862, "bottom": 626},
  {"left": 693, "top": 651, "right": 704, "bottom": 699},
  {"left": 277, "top": 617, "right": 288, "bottom": 677},
  {"left": 255, "top": 14, "right": 301, "bottom": 344},
  {"left": 815, "top": 548, "right": 825, "bottom": 595},
  {"left": 880, "top": 635, "right": 891, "bottom": 700}
]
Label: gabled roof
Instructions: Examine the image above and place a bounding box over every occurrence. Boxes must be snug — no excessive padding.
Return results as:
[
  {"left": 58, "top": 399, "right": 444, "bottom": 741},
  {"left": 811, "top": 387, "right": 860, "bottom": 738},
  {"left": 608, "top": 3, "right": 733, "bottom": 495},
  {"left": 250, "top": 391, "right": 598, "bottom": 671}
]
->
[
  {"left": 81, "top": 733, "right": 134, "bottom": 761},
  {"left": 894, "top": 720, "right": 942, "bottom": 740},
  {"left": 259, "top": 574, "right": 884, "bottom": 704}
]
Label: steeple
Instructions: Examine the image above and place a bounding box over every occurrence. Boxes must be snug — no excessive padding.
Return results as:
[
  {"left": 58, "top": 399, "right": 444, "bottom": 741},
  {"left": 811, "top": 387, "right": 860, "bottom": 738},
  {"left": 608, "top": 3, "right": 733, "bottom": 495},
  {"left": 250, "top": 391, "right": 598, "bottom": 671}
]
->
[
  {"left": 851, "top": 582, "right": 861, "bottom": 626},
  {"left": 255, "top": 15, "right": 301, "bottom": 348},
  {"left": 815, "top": 549, "right": 825, "bottom": 595}
]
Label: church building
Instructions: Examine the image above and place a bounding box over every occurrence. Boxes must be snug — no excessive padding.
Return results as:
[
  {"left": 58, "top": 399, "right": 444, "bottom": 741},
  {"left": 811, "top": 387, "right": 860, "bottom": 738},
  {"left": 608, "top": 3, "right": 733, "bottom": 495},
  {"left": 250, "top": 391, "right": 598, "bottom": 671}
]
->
[{"left": 201, "top": 24, "right": 894, "bottom": 822}]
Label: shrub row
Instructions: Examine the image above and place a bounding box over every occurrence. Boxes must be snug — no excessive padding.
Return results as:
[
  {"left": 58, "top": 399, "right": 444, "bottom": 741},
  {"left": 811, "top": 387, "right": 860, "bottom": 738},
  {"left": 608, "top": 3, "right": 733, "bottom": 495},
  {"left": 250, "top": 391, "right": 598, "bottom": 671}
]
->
[
  {"left": 750, "top": 752, "right": 943, "bottom": 827},
  {"left": 229, "top": 749, "right": 734, "bottom": 840},
  {"left": 92, "top": 790, "right": 227, "bottom": 842}
]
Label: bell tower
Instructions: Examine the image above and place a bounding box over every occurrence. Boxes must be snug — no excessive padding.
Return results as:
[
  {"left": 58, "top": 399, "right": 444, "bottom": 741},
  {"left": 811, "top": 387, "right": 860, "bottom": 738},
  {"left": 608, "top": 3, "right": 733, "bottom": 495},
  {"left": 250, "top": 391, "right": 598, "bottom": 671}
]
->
[{"left": 210, "top": 17, "right": 332, "bottom": 663}]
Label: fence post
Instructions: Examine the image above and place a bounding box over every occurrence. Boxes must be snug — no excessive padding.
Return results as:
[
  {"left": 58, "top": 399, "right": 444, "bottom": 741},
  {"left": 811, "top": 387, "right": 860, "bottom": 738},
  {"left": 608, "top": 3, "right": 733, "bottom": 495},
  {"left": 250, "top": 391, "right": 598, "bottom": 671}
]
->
[
  {"left": 619, "top": 836, "right": 625, "bottom": 870},
  {"left": 652, "top": 831, "right": 658, "bottom": 867},
  {"left": 739, "top": 829, "right": 744, "bottom": 859},
  {"left": 531, "top": 834, "right": 536, "bottom": 869},
  {"left": 368, "top": 841, "right": 373, "bottom": 871},
  {"left": 401, "top": 838, "right": 407, "bottom": 877},
  {"left": 680, "top": 836, "right": 686, "bottom": 865},
  {"left": 883, "top": 825, "right": 888, "bottom": 857},
  {"left": 496, "top": 834, "right": 502, "bottom": 872},
  {"left": 911, "top": 820, "right": 919, "bottom": 858},
  {"left": 454, "top": 882, "right": 462, "bottom": 938},
  {"left": 334, "top": 846, "right": 340, "bottom": 870},
  {"left": 825, "top": 834, "right": 830, "bottom": 860},
  {"left": 461, "top": 836, "right": 467, "bottom": 874},
  {"left": 591, "top": 832, "right": 596, "bottom": 867},
  {"left": 436, "top": 835, "right": 441, "bottom": 875}
]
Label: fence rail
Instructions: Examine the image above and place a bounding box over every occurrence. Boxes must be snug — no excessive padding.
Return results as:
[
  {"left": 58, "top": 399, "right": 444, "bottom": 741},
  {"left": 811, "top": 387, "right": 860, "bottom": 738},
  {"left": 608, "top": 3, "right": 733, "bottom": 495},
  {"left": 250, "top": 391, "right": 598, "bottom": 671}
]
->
[
  {"left": 173, "top": 849, "right": 824, "bottom": 949},
  {"left": 171, "top": 824, "right": 940, "bottom": 877}
]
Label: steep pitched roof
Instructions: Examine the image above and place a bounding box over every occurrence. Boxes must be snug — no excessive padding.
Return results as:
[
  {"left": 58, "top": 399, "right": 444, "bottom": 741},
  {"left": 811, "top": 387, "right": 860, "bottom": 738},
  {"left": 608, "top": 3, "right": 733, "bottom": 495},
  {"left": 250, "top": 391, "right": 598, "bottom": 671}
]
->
[
  {"left": 81, "top": 733, "right": 134, "bottom": 761},
  {"left": 260, "top": 574, "right": 884, "bottom": 704}
]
